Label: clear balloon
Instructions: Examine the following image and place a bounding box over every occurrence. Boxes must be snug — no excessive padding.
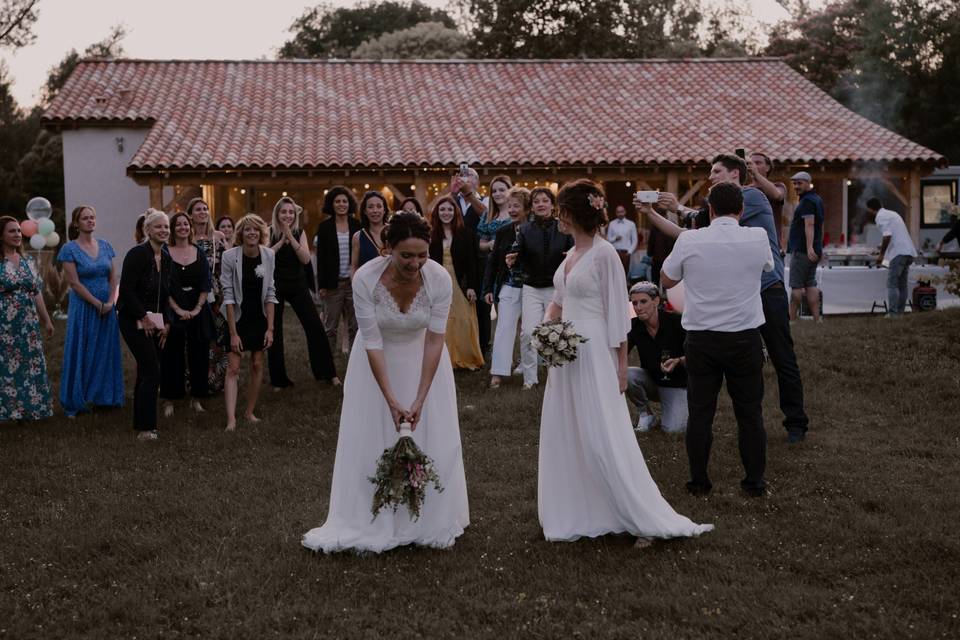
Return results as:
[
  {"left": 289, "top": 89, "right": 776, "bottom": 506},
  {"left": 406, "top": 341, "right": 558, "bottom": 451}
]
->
[
  {"left": 37, "top": 218, "right": 55, "bottom": 236},
  {"left": 20, "top": 219, "right": 38, "bottom": 237},
  {"left": 666, "top": 281, "right": 685, "bottom": 313},
  {"left": 45, "top": 231, "right": 60, "bottom": 248},
  {"left": 29, "top": 234, "right": 46, "bottom": 251},
  {"left": 25, "top": 196, "right": 53, "bottom": 221}
]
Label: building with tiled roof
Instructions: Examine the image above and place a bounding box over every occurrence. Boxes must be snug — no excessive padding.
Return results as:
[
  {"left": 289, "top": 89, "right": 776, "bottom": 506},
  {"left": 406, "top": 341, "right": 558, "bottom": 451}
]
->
[{"left": 44, "top": 58, "right": 947, "bottom": 255}]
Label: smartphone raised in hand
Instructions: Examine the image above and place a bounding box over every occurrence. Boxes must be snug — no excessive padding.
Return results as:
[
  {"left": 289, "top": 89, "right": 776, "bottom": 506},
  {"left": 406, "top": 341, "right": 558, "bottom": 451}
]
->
[{"left": 459, "top": 162, "right": 469, "bottom": 177}]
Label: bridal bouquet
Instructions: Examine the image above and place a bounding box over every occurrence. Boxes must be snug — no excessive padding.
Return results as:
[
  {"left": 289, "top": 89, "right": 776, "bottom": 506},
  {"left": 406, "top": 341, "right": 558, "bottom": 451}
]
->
[
  {"left": 369, "top": 423, "right": 443, "bottom": 521},
  {"left": 531, "top": 319, "right": 588, "bottom": 367}
]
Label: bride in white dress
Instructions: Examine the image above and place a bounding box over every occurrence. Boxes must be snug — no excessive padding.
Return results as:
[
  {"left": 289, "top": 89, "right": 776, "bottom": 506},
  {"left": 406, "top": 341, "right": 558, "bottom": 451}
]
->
[
  {"left": 303, "top": 214, "right": 469, "bottom": 553},
  {"left": 538, "top": 180, "right": 713, "bottom": 546}
]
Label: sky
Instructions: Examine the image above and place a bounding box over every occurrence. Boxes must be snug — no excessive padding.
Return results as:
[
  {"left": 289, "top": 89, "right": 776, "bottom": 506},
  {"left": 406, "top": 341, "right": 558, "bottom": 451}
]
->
[{"left": 1, "top": 0, "right": 792, "bottom": 109}]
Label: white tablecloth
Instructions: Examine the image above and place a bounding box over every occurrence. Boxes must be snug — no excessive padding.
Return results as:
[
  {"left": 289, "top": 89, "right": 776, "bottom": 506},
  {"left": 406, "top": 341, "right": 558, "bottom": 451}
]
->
[{"left": 783, "top": 265, "right": 959, "bottom": 315}]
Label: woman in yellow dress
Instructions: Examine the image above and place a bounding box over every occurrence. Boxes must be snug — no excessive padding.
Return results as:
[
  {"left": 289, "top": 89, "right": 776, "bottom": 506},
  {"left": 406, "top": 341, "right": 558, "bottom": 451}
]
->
[{"left": 428, "top": 196, "right": 484, "bottom": 370}]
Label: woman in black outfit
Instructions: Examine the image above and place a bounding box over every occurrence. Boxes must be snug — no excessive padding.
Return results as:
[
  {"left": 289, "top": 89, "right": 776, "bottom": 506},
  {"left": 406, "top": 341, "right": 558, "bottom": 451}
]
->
[
  {"left": 314, "top": 186, "right": 361, "bottom": 352},
  {"left": 160, "top": 212, "right": 215, "bottom": 416},
  {"left": 117, "top": 209, "right": 172, "bottom": 440},
  {"left": 267, "top": 196, "right": 339, "bottom": 388}
]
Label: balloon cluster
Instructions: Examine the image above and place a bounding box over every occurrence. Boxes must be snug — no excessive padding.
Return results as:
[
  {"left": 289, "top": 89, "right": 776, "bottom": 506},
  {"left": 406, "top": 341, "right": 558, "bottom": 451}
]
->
[{"left": 19, "top": 197, "right": 59, "bottom": 251}]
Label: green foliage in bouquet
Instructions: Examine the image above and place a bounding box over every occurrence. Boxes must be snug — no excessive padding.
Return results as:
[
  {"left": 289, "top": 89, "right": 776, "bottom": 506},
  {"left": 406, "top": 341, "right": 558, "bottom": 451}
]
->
[{"left": 369, "top": 427, "right": 443, "bottom": 521}]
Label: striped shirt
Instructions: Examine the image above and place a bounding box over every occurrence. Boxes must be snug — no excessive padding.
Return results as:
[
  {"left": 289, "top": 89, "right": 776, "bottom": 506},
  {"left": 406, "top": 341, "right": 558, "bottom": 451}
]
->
[{"left": 337, "top": 232, "right": 350, "bottom": 278}]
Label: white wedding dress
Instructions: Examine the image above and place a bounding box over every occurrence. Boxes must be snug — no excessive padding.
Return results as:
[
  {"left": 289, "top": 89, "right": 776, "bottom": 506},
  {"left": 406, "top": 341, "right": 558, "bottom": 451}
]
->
[
  {"left": 303, "top": 257, "right": 469, "bottom": 553},
  {"left": 538, "top": 238, "right": 713, "bottom": 541}
]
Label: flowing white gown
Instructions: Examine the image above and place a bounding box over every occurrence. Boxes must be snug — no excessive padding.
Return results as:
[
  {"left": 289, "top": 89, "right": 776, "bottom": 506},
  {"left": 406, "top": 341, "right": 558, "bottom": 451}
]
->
[
  {"left": 538, "top": 238, "right": 713, "bottom": 541},
  {"left": 303, "top": 257, "right": 469, "bottom": 553}
]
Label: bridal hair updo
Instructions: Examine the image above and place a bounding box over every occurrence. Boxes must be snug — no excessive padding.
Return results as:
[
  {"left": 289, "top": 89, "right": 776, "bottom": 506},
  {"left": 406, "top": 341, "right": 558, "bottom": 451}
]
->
[
  {"left": 557, "top": 179, "right": 608, "bottom": 233},
  {"left": 385, "top": 212, "right": 431, "bottom": 247}
]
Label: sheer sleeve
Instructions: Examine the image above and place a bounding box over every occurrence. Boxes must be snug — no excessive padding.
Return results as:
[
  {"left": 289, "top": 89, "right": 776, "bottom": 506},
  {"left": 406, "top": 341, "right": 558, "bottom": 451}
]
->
[
  {"left": 353, "top": 267, "right": 384, "bottom": 350},
  {"left": 427, "top": 262, "right": 453, "bottom": 334},
  {"left": 598, "top": 243, "right": 631, "bottom": 348}
]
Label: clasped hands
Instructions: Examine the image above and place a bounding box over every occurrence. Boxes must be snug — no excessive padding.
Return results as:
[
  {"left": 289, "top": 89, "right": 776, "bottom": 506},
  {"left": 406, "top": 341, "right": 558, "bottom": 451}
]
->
[{"left": 388, "top": 397, "right": 424, "bottom": 431}]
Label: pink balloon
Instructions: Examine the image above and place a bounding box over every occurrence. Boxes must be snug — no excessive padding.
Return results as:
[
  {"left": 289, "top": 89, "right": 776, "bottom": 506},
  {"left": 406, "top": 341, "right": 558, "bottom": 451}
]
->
[
  {"left": 666, "top": 281, "right": 685, "bottom": 313},
  {"left": 20, "top": 219, "right": 38, "bottom": 237}
]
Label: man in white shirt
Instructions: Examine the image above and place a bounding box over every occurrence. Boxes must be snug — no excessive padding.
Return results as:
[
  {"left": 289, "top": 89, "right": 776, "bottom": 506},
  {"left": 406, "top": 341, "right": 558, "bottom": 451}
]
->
[
  {"left": 866, "top": 198, "right": 918, "bottom": 315},
  {"left": 607, "top": 205, "right": 638, "bottom": 278},
  {"left": 660, "top": 182, "right": 774, "bottom": 497}
]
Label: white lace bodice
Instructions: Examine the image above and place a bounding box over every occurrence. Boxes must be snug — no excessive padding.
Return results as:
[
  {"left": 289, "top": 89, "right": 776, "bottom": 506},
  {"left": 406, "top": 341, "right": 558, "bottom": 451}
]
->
[{"left": 372, "top": 280, "right": 432, "bottom": 339}]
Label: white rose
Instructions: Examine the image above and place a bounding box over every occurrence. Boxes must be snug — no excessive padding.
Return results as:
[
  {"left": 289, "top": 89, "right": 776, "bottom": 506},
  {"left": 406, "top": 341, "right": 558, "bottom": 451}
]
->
[
  {"left": 557, "top": 340, "right": 568, "bottom": 350},
  {"left": 543, "top": 347, "right": 554, "bottom": 356},
  {"left": 548, "top": 332, "right": 559, "bottom": 343}
]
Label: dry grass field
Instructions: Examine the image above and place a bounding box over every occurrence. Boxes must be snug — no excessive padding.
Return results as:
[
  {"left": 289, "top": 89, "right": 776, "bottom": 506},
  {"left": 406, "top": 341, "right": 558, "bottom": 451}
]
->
[{"left": 2, "top": 309, "right": 959, "bottom": 639}]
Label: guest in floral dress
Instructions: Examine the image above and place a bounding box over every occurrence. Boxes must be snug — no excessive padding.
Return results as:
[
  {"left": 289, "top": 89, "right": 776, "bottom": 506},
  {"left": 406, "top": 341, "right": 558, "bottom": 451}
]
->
[
  {"left": 0, "top": 216, "right": 54, "bottom": 422},
  {"left": 57, "top": 206, "right": 123, "bottom": 417}
]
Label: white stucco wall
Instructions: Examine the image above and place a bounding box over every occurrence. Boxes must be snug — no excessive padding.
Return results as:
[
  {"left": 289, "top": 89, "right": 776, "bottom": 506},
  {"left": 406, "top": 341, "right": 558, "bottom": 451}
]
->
[{"left": 61, "top": 128, "right": 153, "bottom": 259}]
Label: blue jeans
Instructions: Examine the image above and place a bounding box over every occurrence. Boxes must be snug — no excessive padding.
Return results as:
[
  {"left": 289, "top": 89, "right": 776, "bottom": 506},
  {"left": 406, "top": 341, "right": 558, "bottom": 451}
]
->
[{"left": 887, "top": 255, "right": 913, "bottom": 314}]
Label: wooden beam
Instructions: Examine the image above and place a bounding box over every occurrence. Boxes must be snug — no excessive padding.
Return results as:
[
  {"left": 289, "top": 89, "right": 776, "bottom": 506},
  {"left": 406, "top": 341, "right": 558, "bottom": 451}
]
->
[
  {"left": 666, "top": 170, "right": 679, "bottom": 195},
  {"left": 384, "top": 184, "right": 406, "bottom": 203},
  {"left": 882, "top": 177, "right": 909, "bottom": 208},
  {"left": 908, "top": 168, "right": 921, "bottom": 243},
  {"left": 148, "top": 181, "right": 163, "bottom": 210},
  {"left": 679, "top": 179, "right": 707, "bottom": 206}
]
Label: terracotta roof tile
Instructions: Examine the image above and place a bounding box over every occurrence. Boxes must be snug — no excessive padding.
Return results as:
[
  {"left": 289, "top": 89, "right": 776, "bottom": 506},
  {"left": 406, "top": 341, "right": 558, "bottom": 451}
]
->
[{"left": 42, "top": 59, "right": 944, "bottom": 170}]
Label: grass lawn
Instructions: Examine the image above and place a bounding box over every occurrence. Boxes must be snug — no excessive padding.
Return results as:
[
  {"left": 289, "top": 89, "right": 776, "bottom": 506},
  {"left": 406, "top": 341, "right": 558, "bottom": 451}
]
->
[{"left": 2, "top": 309, "right": 959, "bottom": 639}]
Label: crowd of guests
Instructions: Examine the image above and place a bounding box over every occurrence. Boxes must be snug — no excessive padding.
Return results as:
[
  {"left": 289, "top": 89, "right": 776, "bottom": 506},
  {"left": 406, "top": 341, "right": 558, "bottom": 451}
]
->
[{"left": 3, "top": 156, "right": 951, "bottom": 463}]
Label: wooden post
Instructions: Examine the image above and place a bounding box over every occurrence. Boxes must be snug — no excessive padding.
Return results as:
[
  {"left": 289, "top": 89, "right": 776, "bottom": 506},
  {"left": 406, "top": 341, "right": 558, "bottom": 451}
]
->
[
  {"left": 908, "top": 167, "right": 921, "bottom": 244},
  {"left": 666, "top": 170, "right": 679, "bottom": 195},
  {"left": 148, "top": 180, "right": 163, "bottom": 210}
]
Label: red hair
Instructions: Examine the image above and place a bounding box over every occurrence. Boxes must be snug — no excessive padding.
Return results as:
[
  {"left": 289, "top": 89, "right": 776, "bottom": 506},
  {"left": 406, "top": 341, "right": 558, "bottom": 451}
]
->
[{"left": 429, "top": 196, "right": 464, "bottom": 244}]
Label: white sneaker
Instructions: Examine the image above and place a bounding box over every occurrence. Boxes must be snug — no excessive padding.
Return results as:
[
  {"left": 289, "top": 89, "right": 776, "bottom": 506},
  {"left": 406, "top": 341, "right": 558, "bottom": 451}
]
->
[
  {"left": 635, "top": 412, "right": 657, "bottom": 432},
  {"left": 512, "top": 365, "right": 523, "bottom": 376}
]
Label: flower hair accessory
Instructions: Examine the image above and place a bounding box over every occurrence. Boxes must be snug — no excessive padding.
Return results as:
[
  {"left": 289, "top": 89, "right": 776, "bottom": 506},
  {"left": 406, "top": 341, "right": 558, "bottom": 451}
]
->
[
  {"left": 254, "top": 263, "right": 266, "bottom": 279},
  {"left": 587, "top": 193, "right": 605, "bottom": 211}
]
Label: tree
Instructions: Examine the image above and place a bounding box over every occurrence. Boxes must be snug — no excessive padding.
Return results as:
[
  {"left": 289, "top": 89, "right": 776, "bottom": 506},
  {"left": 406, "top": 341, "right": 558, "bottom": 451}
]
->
[
  {"left": 461, "top": 0, "right": 718, "bottom": 59},
  {"left": 0, "top": 0, "right": 39, "bottom": 50},
  {"left": 42, "top": 23, "right": 126, "bottom": 106},
  {"left": 352, "top": 21, "right": 470, "bottom": 59},
  {"left": 279, "top": 1, "right": 457, "bottom": 58},
  {"left": 767, "top": 0, "right": 960, "bottom": 159}
]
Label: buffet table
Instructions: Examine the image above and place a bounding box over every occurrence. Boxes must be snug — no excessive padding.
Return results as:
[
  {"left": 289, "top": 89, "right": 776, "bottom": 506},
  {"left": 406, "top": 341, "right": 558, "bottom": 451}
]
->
[{"left": 783, "top": 265, "right": 959, "bottom": 315}]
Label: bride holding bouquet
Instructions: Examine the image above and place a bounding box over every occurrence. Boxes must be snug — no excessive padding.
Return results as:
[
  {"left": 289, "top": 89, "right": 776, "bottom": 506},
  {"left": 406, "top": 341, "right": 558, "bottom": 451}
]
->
[
  {"left": 537, "top": 180, "right": 712, "bottom": 546},
  {"left": 303, "top": 213, "right": 469, "bottom": 553}
]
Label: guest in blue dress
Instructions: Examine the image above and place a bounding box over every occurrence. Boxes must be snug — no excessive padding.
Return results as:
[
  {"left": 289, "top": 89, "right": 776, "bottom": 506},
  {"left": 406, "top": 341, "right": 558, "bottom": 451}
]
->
[
  {"left": 350, "top": 190, "right": 389, "bottom": 275},
  {"left": 1, "top": 216, "right": 55, "bottom": 422},
  {"left": 57, "top": 206, "right": 124, "bottom": 417}
]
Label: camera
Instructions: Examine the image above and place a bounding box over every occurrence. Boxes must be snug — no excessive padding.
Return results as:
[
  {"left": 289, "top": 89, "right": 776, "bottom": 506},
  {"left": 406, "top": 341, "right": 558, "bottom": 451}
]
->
[
  {"left": 635, "top": 191, "right": 659, "bottom": 204},
  {"left": 735, "top": 148, "right": 746, "bottom": 159}
]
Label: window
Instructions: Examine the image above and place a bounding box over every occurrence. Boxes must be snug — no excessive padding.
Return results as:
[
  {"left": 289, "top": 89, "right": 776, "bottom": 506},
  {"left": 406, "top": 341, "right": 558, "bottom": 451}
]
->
[{"left": 922, "top": 181, "right": 957, "bottom": 227}]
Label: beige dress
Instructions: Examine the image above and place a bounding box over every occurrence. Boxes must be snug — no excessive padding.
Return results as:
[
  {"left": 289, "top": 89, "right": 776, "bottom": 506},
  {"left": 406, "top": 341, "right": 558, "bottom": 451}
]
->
[{"left": 442, "top": 245, "right": 484, "bottom": 370}]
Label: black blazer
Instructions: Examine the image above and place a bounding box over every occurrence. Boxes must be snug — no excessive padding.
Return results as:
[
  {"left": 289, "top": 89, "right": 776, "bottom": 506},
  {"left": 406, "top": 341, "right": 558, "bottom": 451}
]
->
[
  {"left": 429, "top": 228, "right": 480, "bottom": 293},
  {"left": 314, "top": 216, "right": 361, "bottom": 290},
  {"left": 117, "top": 242, "right": 172, "bottom": 321},
  {"left": 483, "top": 222, "right": 519, "bottom": 298}
]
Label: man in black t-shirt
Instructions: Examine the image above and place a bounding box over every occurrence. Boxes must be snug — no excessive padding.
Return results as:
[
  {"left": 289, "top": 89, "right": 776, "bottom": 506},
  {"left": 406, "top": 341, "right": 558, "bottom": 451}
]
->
[{"left": 626, "top": 282, "right": 688, "bottom": 433}]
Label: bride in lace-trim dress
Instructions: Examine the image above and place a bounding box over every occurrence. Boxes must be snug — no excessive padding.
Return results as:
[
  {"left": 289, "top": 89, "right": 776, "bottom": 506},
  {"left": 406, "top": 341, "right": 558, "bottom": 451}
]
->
[
  {"left": 538, "top": 180, "right": 713, "bottom": 545},
  {"left": 303, "top": 214, "right": 469, "bottom": 554}
]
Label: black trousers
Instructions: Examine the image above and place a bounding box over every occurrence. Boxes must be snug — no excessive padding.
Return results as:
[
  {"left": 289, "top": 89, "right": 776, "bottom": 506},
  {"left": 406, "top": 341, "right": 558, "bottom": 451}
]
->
[
  {"left": 159, "top": 317, "right": 210, "bottom": 400},
  {"left": 268, "top": 286, "right": 337, "bottom": 386},
  {"left": 476, "top": 297, "right": 491, "bottom": 355},
  {"left": 759, "top": 286, "right": 809, "bottom": 434},
  {"left": 119, "top": 314, "right": 162, "bottom": 431},
  {"left": 685, "top": 329, "right": 767, "bottom": 492}
]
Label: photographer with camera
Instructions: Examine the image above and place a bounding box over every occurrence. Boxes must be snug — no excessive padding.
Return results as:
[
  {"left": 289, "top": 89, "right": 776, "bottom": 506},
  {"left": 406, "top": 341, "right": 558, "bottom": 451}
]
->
[{"left": 637, "top": 153, "right": 810, "bottom": 444}]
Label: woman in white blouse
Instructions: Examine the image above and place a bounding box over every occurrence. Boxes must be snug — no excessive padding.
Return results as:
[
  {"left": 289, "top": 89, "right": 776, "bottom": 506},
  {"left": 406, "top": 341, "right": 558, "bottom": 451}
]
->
[{"left": 303, "top": 213, "right": 469, "bottom": 554}]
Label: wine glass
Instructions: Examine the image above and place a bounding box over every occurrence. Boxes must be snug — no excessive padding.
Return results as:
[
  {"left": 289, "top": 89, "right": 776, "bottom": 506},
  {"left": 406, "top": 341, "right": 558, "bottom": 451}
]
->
[{"left": 660, "top": 349, "right": 672, "bottom": 382}]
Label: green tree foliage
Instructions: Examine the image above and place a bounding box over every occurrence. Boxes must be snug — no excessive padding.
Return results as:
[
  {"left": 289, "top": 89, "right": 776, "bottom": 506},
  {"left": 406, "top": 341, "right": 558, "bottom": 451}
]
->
[
  {"left": 279, "top": 1, "right": 457, "bottom": 58},
  {"left": 352, "top": 21, "right": 470, "bottom": 59},
  {"left": 0, "top": 0, "right": 39, "bottom": 50},
  {"left": 0, "top": 26, "right": 125, "bottom": 219},
  {"left": 462, "top": 0, "right": 706, "bottom": 58},
  {"left": 767, "top": 0, "right": 960, "bottom": 159}
]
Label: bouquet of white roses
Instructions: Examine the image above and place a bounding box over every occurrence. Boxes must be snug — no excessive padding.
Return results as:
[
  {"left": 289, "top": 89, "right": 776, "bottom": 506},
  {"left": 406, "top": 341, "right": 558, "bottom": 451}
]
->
[
  {"left": 369, "top": 422, "right": 443, "bottom": 521},
  {"left": 531, "top": 319, "right": 588, "bottom": 367}
]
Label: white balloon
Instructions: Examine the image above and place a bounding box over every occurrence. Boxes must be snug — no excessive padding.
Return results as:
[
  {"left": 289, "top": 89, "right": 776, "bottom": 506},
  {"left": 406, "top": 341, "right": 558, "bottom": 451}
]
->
[
  {"left": 37, "top": 218, "right": 55, "bottom": 236},
  {"left": 45, "top": 231, "right": 61, "bottom": 248},
  {"left": 666, "top": 281, "right": 685, "bottom": 313},
  {"left": 29, "top": 234, "right": 47, "bottom": 251},
  {"left": 26, "top": 196, "right": 53, "bottom": 221}
]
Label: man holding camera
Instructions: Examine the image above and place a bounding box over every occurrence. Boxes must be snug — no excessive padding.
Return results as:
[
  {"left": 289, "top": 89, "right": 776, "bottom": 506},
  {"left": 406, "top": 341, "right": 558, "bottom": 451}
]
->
[
  {"left": 447, "top": 166, "right": 492, "bottom": 354},
  {"left": 638, "top": 152, "right": 810, "bottom": 444}
]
